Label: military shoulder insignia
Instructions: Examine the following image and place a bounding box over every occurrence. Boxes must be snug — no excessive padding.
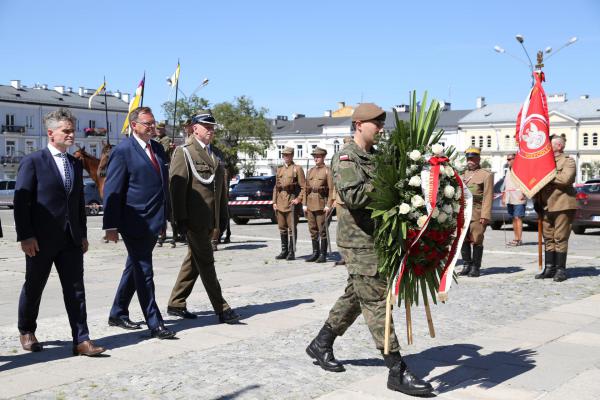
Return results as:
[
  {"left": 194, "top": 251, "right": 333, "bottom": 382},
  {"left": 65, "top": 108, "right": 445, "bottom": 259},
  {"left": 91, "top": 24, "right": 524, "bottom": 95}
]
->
[{"left": 339, "top": 154, "right": 350, "bottom": 161}]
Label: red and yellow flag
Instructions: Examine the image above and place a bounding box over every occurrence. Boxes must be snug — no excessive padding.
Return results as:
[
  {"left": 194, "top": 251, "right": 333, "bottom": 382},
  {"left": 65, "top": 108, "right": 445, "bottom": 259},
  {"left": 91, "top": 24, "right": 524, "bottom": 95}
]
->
[
  {"left": 510, "top": 71, "right": 556, "bottom": 198},
  {"left": 121, "top": 76, "right": 145, "bottom": 134}
]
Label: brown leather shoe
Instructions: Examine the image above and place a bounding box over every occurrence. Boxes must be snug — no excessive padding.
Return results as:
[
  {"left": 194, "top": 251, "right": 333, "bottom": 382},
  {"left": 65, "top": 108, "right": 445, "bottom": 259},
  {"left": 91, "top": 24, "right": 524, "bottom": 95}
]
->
[
  {"left": 73, "top": 340, "right": 106, "bottom": 356},
  {"left": 20, "top": 332, "right": 42, "bottom": 352}
]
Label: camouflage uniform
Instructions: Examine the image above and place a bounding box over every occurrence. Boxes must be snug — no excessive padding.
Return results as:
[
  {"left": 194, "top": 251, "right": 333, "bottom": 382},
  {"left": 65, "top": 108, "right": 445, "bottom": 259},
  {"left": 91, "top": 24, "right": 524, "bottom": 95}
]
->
[{"left": 325, "top": 141, "right": 400, "bottom": 353}]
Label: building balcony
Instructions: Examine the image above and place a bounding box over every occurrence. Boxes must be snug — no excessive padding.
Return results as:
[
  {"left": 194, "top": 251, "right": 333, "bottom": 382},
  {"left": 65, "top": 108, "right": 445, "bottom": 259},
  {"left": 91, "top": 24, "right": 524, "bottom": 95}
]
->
[
  {"left": 1, "top": 155, "right": 23, "bottom": 164},
  {"left": 2, "top": 125, "right": 26, "bottom": 134}
]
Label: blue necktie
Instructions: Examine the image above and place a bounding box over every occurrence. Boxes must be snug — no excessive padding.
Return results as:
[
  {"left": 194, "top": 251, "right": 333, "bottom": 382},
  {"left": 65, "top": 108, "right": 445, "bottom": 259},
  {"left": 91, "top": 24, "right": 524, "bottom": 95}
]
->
[{"left": 60, "top": 153, "right": 72, "bottom": 192}]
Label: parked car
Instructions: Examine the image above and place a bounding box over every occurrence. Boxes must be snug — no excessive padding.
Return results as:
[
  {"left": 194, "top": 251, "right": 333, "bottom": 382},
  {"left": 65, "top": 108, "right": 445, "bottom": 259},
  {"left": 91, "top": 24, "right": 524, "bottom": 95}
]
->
[
  {"left": 228, "top": 176, "right": 278, "bottom": 225},
  {"left": 0, "top": 179, "right": 16, "bottom": 208},
  {"left": 572, "top": 179, "right": 600, "bottom": 234},
  {"left": 83, "top": 179, "right": 103, "bottom": 216},
  {"left": 490, "top": 177, "right": 538, "bottom": 230}
]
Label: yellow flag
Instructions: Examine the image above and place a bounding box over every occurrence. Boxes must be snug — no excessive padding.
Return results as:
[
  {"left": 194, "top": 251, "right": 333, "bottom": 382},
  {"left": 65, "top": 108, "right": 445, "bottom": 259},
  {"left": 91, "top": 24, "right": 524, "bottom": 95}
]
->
[
  {"left": 121, "top": 77, "right": 145, "bottom": 134},
  {"left": 167, "top": 63, "right": 180, "bottom": 87},
  {"left": 88, "top": 81, "right": 106, "bottom": 109}
]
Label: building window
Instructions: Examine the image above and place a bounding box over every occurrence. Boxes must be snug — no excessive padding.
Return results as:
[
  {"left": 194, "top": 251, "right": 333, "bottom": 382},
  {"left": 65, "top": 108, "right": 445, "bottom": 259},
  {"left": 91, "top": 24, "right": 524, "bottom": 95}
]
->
[
  {"left": 5, "top": 114, "right": 15, "bottom": 127},
  {"left": 90, "top": 144, "right": 98, "bottom": 157},
  {"left": 6, "top": 140, "right": 16, "bottom": 156},
  {"left": 486, "top": 135, "right": 492, "bottom": 148},
  {"left": 89, "top": 120, "right": 96, "bottom": 129},
  {"left": 277, "top": 145, "right": 284, "bottom": 159},
  {"left": 25, "top": 140, "right": 35, "bottom": 154},
  {"left": 478, "top": 136, "right": 484, "bottom": 148},
  {"left": 583, "top": 133, "right": 589, "bottom": 146},
  {"left": 333, "top": 140, "right": 340, "bottom": 153},
  {"left": 471, "top": 136, "right": 476, "bottom": 146},
  {"left": 593, "top": 133, "right": 598, "bottom": 146},
  {"left": 25, "top": 115, "right": 34, "bottom": 128},
  {"left": 109, "top": 122, "right": 112, "bottom": 132},
  {"left": 296, "top": 145, "right": 303, "bottom": 158}
]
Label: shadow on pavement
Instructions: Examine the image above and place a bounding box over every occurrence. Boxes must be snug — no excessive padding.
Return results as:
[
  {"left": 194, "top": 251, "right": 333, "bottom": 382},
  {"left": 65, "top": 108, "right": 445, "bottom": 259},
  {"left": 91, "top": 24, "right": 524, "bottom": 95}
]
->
[
  {"left": 481, "top": 266, "right": 525, "bottom": 275},
  {"left": 222, "top": 243, "right": 268, "bottom": 251},
  {"left": 0, "top": 299, "right": 314, "bottom": 373},
  {"left": 210, "top": 384, "right": 261, "bottom": 400},
  {"left": 567, "top": 266, "right": 600, "bottom": 278},
  {"left": 404, "top": 344, "right": 536, "bottom": 394}
]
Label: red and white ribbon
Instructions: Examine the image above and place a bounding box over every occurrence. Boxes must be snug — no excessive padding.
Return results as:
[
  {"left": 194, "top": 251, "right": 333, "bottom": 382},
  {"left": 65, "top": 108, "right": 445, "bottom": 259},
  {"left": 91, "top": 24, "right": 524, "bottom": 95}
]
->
[{"left": 228, "top": 200, "right": 273, "bottom": 205}]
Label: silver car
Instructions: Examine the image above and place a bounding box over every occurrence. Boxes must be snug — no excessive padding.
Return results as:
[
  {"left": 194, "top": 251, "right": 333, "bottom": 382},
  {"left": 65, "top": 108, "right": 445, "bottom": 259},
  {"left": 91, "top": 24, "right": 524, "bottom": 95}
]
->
[{"left": 0, "top": 180, "right": 16, "bottom": 208}]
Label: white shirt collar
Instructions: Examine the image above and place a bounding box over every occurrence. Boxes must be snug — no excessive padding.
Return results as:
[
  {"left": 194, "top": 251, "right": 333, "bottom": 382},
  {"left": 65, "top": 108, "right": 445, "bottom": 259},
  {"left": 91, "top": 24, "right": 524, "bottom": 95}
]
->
[
  {"left": 133, "top": 133, "right": 150, "bottom": 149},
  {"left": 194, "top": 137, "right": 210, "bottom": 150},
  {"left": 47, "top": 143, "right": 67, "bottom": 156}
]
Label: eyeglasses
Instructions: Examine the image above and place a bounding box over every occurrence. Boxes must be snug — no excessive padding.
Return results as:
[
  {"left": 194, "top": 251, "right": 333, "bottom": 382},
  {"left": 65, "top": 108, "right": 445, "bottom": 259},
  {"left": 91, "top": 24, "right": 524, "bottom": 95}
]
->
[
  {"left": 135, "top": 120, "right": 156, "bottom": 128},
  {"left": 507, "top": 158, "right": 515, "bottom": 161}
]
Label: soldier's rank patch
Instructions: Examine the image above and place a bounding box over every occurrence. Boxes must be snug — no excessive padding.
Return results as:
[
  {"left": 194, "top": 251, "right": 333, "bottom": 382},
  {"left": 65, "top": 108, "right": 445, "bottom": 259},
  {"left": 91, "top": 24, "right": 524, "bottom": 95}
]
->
[{"left": 339, "top": 155, "right": 350, "bottom": 161}]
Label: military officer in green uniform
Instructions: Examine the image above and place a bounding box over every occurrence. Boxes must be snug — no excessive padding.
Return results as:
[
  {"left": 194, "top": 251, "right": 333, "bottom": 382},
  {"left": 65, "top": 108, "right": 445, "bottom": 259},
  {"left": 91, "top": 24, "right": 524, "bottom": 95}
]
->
[
  {"left": 155, "top": 121, "right": 172, "bottom": 153},
  {"left": 273, "top": 147, "right": 306, "bottom": 261},
  {"left": 459, "top": 147, "right": 494, "bottom": 278},
  {"left": 535, "top": 135, "right": 577, "bottom": 282},
  {"left": 166, "top": 111, "right": 239, "bottom": 323},
  {"left": 306, "top": 103, "right": 433, "bottom": 396},
  {"left": 303, "top": 147, "right": 334, "bottom": 263}
]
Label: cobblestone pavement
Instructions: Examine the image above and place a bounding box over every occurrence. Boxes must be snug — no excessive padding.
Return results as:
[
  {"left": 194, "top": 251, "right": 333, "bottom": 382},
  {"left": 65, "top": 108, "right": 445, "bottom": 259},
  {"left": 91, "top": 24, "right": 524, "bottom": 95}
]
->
[{"left": 0, "top": 209, "right": 599, "bottom": 399}]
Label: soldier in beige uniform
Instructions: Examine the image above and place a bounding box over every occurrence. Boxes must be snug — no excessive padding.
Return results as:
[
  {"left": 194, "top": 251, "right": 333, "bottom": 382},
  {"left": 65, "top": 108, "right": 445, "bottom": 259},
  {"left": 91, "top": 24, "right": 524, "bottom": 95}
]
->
[
  {"left": 459, "top": 147, "right": 493, "bottom": 277},
  {"left": 166, "top": 111, "right": 239, "bottom": 323},
  {"left": 273, "top": 147, "right": 306, "bottom": 260},
  {"left": 535, "top": 135, "right": 577, "bottom": 282},
  {"left": 303, "top": 147, "right": 334, "bottom": 263},
  {"left": 155, "top": 121, "right": 172, "bottom": 153}
]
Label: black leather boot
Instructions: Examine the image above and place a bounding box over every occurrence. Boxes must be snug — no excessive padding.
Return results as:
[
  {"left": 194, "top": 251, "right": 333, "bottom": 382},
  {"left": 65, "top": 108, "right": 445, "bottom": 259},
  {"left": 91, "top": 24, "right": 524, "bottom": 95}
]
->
[
  {"left": 316, "top": 238, "right": 327, "bottom": 263},
  {"left": 384, "top": 352, "right": 433, "bottom": 396},
  {"left": 306, "top": 323, "right": 345, "bottom": 372},
  {"left": 306, "top": 239, "right": 320, "bottom": 262},
  {"left": 459, "top": 242, "right": 472, "bottom": 276},
  {"left": 469, "top": 245, "right": 483, "bottom": 277},
  {"left": 286, "top": 234, "right": 296, "bottom": 260},
  {"left": 553, "top": 252, "right": 568, "bottom": 282},
  {"left": 536, "top": 250, "right": 556, "bottom": 279},
  {"left": 275, "top": 234, "right": 289, "bottom": 259}
]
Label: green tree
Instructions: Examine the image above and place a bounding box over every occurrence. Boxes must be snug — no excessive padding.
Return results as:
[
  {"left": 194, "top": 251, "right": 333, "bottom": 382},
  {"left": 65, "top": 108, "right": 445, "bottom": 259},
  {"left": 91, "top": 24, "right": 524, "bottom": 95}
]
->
[
  {"left": 161, "top": 95, "right": 210, "bottom": 134},
  {"left": 212, "top": 96, "right": 272, "bottom": 177}
]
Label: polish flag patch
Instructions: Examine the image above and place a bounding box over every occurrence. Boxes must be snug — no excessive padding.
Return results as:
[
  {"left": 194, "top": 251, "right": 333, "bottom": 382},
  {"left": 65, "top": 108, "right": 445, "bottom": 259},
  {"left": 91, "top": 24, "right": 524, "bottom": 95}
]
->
[{"left": 339, "top": 154, "right": 350, "bottom": 161}]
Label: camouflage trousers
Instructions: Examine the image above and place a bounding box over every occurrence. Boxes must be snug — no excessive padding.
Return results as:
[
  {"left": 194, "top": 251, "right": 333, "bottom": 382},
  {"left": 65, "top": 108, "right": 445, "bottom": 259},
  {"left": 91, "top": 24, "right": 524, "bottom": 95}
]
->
[{"left": 326, "top": 272, "right": 400, "bottom": 353}]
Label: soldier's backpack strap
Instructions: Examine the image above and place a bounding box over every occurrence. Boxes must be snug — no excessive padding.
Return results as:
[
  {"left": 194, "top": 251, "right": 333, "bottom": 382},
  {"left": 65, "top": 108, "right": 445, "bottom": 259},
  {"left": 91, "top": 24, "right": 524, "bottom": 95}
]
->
[{"left": 181, "top": 145, "right": 215, "bottom": 185}]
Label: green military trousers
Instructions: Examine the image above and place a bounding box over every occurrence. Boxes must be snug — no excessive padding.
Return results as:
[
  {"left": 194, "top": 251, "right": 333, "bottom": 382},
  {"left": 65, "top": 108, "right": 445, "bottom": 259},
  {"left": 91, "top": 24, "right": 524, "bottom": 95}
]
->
[{"left": 326, "top": 271, "right": 401, "bottom": 353}]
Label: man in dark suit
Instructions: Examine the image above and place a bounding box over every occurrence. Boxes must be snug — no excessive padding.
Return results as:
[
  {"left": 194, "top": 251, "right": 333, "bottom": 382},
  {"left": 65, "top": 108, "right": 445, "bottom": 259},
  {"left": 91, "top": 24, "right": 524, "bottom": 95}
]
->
[
  {"left": 14, "top": 108, "right": 105, "bottom": 356},
  {"left": 103, "top": 106, "right": 175, "bottom": 339}
]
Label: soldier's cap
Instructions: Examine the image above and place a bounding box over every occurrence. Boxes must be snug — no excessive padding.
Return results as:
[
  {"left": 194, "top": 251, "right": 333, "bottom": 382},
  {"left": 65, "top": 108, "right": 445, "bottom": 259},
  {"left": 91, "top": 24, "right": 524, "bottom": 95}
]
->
[
  {"left": 156, "top": 121, "right": 166, "bottom": 129},
  {"left": 191, "top": 110, "right": 217, "bottom": 125},
  {"left": 282, "top": 146, "right": 294, "bottom": 155},
  {"left": 465, "top": 146, "right": 481, "bottom": 157},
  {"left": 550, "top": 134, "right": 566, "bottom": 142},
  {"left": 311, "top": 146, "right": 327, "bottom": 156},
  {"left": 352, "top": 103, "right": 386, "bottom": 122}
]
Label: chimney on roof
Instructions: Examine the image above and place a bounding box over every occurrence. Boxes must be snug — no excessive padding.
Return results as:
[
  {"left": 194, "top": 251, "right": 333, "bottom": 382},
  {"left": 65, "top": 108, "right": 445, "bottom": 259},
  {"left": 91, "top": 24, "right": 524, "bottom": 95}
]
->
[
  {"left": 42, "top": 84, "right": 48, "bottom": 90},
  {"left": 113, "top": 91, "right": 121, "bottom": 99},
  {"left": 476, "top": 96, "right": 486, "bottom": 109},
  {"left": 337, "top": 101, "right": 345, "bottom": 109},
  {"left": 78, "top": 87, "right": 84, "bottom": 96},
  {"left": 324, "top": 110, "right": 332, "bottom": 117},
  {"left": 394, "top": 104, "right": 409, "bottom": 112},
  {"left": 10, "top": 80, "right": 21, "bottom": 89},
  {"left": 54, "top": 86, "right": 65, "bottom": 94},
  {"left": 548, "top": 93, "right": 567, "bottom": 103},
  {"left": 580, "top": 94, "right": 590, "bottom": 100},
  {"left": 441, "top": 101, "right": 451, "bottom": 111},
  {"left": 276, "top": 115, "right": 288, "bottom": 121},
  {"left": 122, "top": 93, "right": 130, "bottom": 103},
  {"left": 67, "top": 87, "right": 73, "bottom": 93},
  {"left": 292, "top": 113, "right": 305, "bottom": 120}
]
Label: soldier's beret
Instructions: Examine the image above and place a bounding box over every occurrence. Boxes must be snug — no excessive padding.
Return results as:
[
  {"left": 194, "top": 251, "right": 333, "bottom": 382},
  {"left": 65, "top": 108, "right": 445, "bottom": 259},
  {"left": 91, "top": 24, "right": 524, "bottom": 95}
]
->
[
  {"left": 311, "top": 146, "right": 327, "bottom": 156},
  {"left": 282, "top": 147, "right": 294, "bottom": 155},
  {"left": 465, "top": 146, "right": 481, "bottom": 157},
  {"left": 352, "top": 103, "right": 386, "bottom": 122}
]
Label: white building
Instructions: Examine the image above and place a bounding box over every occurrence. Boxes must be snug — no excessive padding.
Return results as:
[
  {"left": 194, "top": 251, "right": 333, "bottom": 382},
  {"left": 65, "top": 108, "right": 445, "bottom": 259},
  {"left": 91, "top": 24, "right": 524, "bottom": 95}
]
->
[{"left": 0, "top": 80, "right": 130, "bottom": 179}]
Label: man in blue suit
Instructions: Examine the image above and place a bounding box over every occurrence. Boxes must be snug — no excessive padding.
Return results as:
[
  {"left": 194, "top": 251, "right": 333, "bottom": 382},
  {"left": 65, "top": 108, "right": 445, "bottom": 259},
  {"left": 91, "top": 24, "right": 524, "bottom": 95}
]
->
[
  {"left": 14, "top": 108, "right": 105, "bottom": 356},
  {"left": 103, "top": 106, "right": 175, "bottom": 339}
]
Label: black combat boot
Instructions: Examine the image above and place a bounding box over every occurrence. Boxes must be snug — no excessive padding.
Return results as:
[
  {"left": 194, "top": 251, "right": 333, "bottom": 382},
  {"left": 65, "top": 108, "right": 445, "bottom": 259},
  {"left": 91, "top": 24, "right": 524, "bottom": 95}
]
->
[
  {"left": 384, "top": 352, "right": 433, "bottom": 396},
  {"left": 553, "top": 252, "right": 568, "bottom": 282},
  {"left": 316, "top": 238, "right": 327, "bottom": 263},
  {"left": 535, "top": 250, "right": 556, "bottom": 279},
  {"left": 469, "top": 245, "right": 483, "bottom": 277},
  {"left": 286, "top": 234, "right": 296, "bottom": 260},
  {"left": 275, "top": 234, "right": 289, "bottom": 260},
  {"left": 306, "top": 323, "right": 345, "bottom": 372},
  {"left": 459, "top": 242, "right": 472, "bottom": 276},
  {"left": 306, "top": 239, "right": 320, "bottom": 262}
]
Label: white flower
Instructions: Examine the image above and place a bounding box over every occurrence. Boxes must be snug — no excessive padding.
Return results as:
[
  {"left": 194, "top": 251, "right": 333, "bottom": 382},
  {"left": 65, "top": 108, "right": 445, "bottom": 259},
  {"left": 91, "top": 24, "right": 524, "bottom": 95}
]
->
[
  {"left": 399, "top": 203, "right": 411, "bottom": 214},
  {"left": 409, "top": 150, "right": 422, "bottom": 161},
  {"left": 444, "top": 166, "right": 454, "bottom": 177},
  {"left": 454, "top": 189, "right": 462, "bottom": 200},
  {"left": 431, "top": 144, "right": 444, "bottom": 155},
  {"left": 453, "top": 202, "right": 461, "bottom": 212},
  {"left": 431, "top": 207, "right": 440, "bottom": 218},
  {"left": 444, "top": 185, "right": 455, "bottom": 199},
  {"left": 410, "top": 164, "right": 419, "bottom": 171},
  {"left": 405, "top": 168, "right": 412, "bottom": 174},
  {"left": 442, "top": 204, "right": 453, "bottom": 214},
  {"left": 417, "top": 215, "right": 428, "bottom": 228},
  {"left": 408, "top": 175, "right": 421, "bottom": 187},
  {"left": 411, "top": 195, "right": 425, "bottom": 208},
  {"left": 437, "top": 212, "right": 448, "bottom": 223}
]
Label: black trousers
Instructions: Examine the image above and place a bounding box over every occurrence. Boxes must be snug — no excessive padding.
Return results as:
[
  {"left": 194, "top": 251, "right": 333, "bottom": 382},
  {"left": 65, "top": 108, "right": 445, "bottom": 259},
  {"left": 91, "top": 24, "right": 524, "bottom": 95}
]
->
[{"left": 18, "top": 230, "right": 90, "bottom": 344}]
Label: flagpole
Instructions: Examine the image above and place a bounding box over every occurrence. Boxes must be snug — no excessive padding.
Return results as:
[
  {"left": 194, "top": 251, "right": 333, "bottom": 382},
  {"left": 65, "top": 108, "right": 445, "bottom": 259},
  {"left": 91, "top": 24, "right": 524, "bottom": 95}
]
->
[
  {"left": 171, "top": 62, "right": 179, "bottom": 142},
  {"left": 103, "top": 76, "right": 110, "bottom": 145}
]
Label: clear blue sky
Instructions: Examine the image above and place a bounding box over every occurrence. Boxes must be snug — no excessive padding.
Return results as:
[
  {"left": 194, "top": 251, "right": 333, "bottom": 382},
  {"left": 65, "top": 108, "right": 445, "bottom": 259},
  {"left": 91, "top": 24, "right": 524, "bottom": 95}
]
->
[{"left": 1, "top": 1, "right": 599, "bottom": 119}]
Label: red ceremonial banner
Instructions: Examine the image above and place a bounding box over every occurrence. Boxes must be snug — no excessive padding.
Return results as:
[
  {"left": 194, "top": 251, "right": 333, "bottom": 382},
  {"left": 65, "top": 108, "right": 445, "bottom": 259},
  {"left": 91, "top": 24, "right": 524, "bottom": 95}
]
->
[{"left": 511, "top": 71, "right": 556, "bottom": 198}]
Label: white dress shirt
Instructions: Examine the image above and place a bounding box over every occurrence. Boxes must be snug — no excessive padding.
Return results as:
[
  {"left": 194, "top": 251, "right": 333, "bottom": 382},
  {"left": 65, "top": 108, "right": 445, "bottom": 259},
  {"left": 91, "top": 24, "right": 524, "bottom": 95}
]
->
[
  {"left": 132, "top": 133, "right": 154, "bottom": 160},
  {"left": 47, "top": 144, "right": 72, "bottom": 187}
]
